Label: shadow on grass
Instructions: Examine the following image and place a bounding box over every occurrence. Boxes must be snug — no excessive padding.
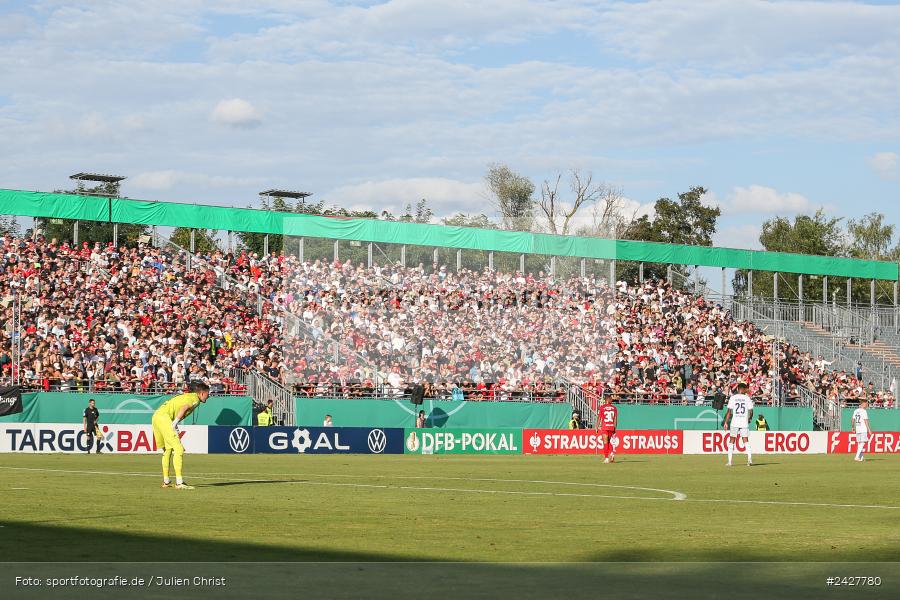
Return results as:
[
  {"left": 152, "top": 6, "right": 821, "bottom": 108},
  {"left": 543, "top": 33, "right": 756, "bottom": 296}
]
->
[
  {"left": 197, "top": 480, "right": 301, "bottom": 488},
  {"left": 1, "top": 522, "right": 899, "bottom": 600}
]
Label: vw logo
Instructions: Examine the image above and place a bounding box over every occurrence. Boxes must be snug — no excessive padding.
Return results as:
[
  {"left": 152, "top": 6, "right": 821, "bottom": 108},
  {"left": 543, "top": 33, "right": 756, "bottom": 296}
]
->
[
  {"left": 367, "top": 429, "right": 387, "bottom": 454},
  {"left": 229, "top": 427, "right": 251, "bottom": 453}
]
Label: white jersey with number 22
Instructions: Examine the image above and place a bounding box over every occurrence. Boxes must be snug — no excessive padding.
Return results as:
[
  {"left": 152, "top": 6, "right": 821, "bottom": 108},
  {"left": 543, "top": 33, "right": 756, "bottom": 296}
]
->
[
  {"left": 851, "top": 408, "right": 869, "bottom": 434},
  {"left": 727, "top": 394, "right": 753, "bottom": 429}
]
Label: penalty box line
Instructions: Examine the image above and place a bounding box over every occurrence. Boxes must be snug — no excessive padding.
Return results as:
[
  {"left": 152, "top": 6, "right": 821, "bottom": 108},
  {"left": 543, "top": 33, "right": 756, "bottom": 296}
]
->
[{"left": 0, "top": 466, "right": 683, "bottom": 501}]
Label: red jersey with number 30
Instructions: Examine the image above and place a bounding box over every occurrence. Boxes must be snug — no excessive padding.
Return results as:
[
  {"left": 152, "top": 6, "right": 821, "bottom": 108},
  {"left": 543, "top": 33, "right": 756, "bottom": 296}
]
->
[{"left": 599, "top": 404, "right": 618, "bottom": 431}]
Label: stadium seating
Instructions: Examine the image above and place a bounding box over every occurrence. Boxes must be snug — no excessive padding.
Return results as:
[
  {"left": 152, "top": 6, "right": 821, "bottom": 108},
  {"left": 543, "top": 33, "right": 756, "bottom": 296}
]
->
[{"left": 0, "top": 234, "right": 893, "bottom": 408}]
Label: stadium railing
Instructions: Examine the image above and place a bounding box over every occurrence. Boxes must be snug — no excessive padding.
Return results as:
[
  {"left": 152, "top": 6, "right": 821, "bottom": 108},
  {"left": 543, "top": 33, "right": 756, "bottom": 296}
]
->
[
  {"left": 1, "top": 377, "right": 247, "bottom": 396},
  {"left": 291, "top": 381, "right": 566, "bottom": 403}
]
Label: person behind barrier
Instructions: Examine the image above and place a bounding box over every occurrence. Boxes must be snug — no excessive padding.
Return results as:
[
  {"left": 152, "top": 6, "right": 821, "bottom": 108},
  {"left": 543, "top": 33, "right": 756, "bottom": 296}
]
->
[
  {"left": 257, "top": 401, "right": 273, "bottom": 427},
  {"left": 568, "top": 410, "right": 583, "bottom": 429},
  {"left": 754, "top": 414, "right": 768, "bottom": 431}
]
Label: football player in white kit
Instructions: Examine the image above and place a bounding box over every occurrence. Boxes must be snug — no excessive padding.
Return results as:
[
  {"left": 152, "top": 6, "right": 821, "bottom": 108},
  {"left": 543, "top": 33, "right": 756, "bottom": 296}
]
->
[
  {"left": 723, "top": 382, "right": 754, "bottom": 467},
  {"left": 851, "top": 399, "right": 872, "bottom": 462}
]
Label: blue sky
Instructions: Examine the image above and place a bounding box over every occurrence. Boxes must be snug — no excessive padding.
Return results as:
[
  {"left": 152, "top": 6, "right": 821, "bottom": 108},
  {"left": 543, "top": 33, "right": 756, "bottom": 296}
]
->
[{"left": 1, "top": 0, "right": 899, "bottom": 254}]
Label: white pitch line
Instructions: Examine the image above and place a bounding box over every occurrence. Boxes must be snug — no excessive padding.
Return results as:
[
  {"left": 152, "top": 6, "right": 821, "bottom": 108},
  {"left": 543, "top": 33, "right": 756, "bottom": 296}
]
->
[
  {"left": 0, "top": 466, "right": 680, "bottom": 501},
  {"left": 189, "top": 471, "right": 689, "bottom": 501},
  {"left": 687, "top": 498, "right": 900, "bottom": 510},
  {"left": 10, "top": 465, "right": 898, "bottom": 509}
]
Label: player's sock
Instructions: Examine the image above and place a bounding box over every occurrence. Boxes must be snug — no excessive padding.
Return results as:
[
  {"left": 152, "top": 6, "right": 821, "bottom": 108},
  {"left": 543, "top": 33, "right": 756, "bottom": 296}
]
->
[
  {"left": 162, "top": 448, "right": 172, "bottom": 481},
  {"left": 727, "top": 438, "right": 734, "bottom": 464},
  {"left": 176, "top": 477, "right": 184, "bottom": 485},
  {"left": 855, "top": 446, "right": 864, "bottom": 461},
  {"left": 746, "top": 442, "right": 752, "bottom": 464},
  {"left": 174, "top": 450, "right": 184, "bottom": 482}
]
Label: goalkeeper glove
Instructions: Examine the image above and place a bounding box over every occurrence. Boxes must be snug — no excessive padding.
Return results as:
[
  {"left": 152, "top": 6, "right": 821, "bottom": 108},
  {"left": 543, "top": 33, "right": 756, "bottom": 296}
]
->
[{"left": 172, "top": 420, "right": 181, "bottom": 433}]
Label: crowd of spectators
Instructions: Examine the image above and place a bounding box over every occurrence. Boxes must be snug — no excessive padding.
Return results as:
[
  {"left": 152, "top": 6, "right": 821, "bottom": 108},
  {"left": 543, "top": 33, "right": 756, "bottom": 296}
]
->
[
  {"left": 0, "top": 234, "right": 893, "bottom": 408},
  {"left": 602, "top": 280, "right": 894, "bottom": 408},
  {"left": 0, "top": 235, "right": 277, "bottom": 394}
]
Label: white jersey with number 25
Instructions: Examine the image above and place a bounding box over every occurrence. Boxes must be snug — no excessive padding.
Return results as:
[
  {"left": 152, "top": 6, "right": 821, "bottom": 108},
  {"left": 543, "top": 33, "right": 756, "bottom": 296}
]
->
[{"left": 727, "top": 394, "right": 754, "bottom": 429}]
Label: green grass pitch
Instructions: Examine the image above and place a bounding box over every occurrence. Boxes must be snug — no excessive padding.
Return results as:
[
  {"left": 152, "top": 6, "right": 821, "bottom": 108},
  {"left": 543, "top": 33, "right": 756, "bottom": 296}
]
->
[{"left": 2, "top": 453, "right": 898, "bottom": 599}]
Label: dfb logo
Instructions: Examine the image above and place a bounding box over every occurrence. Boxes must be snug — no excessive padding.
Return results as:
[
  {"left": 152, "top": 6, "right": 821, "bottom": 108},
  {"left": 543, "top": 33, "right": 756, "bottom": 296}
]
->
[
  {"left": 228, "top": 428, "right": 250, "bottom": 453},
  {"left": 367, "top": 429, "right": 387, "bottom": 453}
]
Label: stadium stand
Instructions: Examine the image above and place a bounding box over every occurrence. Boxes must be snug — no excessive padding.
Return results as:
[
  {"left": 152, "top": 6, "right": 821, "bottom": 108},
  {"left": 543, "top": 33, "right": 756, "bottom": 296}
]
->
[{"left": 2, "top": 233, "right": 893, "bottom": 412}]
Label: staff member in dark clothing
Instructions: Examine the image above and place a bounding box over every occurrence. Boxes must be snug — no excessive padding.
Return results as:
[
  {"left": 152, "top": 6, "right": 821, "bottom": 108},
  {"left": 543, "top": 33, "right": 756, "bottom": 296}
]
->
[{"left": 83, "top": 398, "right": 101, "bottom": 454}]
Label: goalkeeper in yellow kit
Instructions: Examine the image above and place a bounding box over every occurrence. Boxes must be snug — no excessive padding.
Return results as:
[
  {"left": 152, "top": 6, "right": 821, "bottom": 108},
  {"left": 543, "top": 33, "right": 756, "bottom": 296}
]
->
[{"left": 152, "top": 381, "right": 210, "bottom": 489}]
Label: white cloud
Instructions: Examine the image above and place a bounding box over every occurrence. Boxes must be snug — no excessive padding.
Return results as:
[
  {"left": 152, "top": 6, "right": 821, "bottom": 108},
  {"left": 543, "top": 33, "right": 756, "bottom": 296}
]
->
[
  {"left": 594, "top": 0, "right": 900, "bottom": 71},
  {"left": 326, "top": 177, "right": 485, "bottom": 217},
  {"left": 868, "top": 152, "right": 899, "bottom": 180},
  {"left": 131, "top": 170, "right": 266, "bottom": 191},
  {"left": 210, "top": 98, "right": 262, "bottom": 128},
  {"left": 1, "top": 0, "right": 900, "bottom": 221},
  {"left": 209, "top": 0, "right": 594, "bottom": 60},
  {"left": 727, "top": 185, "right": 812, "bottom": 215},
  {"left": 713, "top": 224, "right": 762, "bottom": 251}
]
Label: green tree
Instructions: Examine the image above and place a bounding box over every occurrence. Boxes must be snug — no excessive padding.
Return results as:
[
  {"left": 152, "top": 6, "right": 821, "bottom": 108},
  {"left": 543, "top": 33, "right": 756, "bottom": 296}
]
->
[
  {"left": 734, "top": 209, "right": 844, "bottom": 301},
  {"left": 485, "top": 163, "right": 535, "bottom": 231},
  {"left": 441, "top": 213, "right": 496, "bottom": 229},
  {"left": 34, "top": 182, "right": 147, "bottom": 244},
  {"left": 848, "top": 212, "right": 894, "bottom": 260},
  {"left": 238, "top": 196, "right": 292, "bottom": 256},
  {"left": 0, "top": 215, "right": 20, "bottom": 236},
  {"left": 440, "top": 213, "right": 501, "bottom": 271},
  {"left": 847, "top": 212, "right": 896, "bottom": 304},
  {"left": 621, "top": 186, "right": 720, "bottom": 284},
  {"left": 170, "top": 227, "right": 219, "bottom": 253}
]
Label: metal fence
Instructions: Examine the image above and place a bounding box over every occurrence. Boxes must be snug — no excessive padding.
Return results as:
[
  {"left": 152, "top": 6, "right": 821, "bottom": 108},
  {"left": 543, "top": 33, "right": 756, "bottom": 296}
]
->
[
  {"left": 292, "top": 382, "right": 567, "bottom": 403},
  {"left": 0, "top": 376, "right": 247, "bottom": 396}
]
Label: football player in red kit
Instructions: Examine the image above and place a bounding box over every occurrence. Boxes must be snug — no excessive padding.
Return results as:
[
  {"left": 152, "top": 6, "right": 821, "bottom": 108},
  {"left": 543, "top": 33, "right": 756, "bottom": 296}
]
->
[{"left": 598, "top": 396, "right": 618, "bottom": 463}]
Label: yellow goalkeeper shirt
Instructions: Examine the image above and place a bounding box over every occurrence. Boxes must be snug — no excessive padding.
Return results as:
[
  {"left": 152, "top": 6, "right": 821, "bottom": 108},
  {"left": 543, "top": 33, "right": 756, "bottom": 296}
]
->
[{"left": 155, "top": 393, "right": 201, "bottom": 422}]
